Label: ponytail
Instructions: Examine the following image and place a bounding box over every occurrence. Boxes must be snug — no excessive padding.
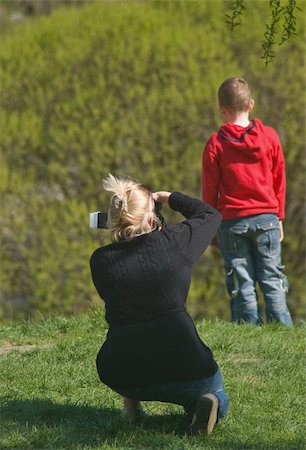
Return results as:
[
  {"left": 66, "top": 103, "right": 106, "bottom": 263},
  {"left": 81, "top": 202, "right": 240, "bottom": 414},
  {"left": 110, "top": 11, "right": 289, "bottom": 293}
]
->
[{"left": 103, "top": 174, "right": 160, "bottom": 241}]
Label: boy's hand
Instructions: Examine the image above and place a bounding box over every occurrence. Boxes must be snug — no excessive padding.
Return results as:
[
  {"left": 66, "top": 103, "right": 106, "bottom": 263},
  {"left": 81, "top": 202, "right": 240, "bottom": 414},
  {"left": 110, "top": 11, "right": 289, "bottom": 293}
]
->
[{"left": 279, "top": 220, "right": 284, "bottom": 242}]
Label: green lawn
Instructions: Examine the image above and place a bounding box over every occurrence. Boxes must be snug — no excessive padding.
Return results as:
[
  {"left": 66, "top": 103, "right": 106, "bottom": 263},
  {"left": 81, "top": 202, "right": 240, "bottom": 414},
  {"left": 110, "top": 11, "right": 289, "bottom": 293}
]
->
[{"left": 0, "top": 309, "right": 305, "bottom": 449}]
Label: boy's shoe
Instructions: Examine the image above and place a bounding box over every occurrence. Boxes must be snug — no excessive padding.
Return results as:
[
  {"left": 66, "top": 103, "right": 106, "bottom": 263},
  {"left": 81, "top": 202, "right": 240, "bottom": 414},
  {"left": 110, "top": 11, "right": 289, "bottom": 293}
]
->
[{"left": 188, "top": 393, "right": 219, "bottom": 435}]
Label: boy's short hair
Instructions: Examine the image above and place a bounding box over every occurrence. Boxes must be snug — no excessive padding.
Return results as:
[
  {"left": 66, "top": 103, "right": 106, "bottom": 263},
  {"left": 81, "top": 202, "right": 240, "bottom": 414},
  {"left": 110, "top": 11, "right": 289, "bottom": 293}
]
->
[{"left": 218, "top": 77, "right": 252, "bottom": 112}]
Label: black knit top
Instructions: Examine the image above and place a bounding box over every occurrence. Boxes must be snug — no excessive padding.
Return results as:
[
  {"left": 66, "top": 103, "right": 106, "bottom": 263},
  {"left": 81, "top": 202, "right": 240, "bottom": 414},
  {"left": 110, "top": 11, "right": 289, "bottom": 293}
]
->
[{"left": 90, "top": 192, "right": 222, "bottom": 389}]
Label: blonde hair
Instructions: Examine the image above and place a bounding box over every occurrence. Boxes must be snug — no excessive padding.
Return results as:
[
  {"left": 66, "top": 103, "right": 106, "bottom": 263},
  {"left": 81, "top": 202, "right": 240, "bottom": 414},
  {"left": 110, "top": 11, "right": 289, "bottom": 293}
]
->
[
  {"left": 103, "top": 174, "right": 160, "bottom": 242},
  {"left": 218, "top": 77, "right": 252, "bottom": 112}
]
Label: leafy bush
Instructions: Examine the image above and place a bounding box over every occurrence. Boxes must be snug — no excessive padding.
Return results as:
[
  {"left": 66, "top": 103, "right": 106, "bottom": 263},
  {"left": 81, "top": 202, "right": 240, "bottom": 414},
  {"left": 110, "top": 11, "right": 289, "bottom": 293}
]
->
[{"left": 0, "top": 1, "right": 304, "bottom": 319}]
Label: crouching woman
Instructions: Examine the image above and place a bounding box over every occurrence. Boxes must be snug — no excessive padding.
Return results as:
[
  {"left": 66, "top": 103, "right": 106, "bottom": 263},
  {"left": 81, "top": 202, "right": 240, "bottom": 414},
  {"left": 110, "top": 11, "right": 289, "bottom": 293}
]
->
[{"left": 90, "top": 174, "right": 229, "bottom": 434}]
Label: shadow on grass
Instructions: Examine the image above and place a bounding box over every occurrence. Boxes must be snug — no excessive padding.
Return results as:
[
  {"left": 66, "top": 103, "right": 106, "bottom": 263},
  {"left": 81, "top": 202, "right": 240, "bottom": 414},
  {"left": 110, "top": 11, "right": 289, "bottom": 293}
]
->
[
  {"left": 1, "top": 398, "right": 183, "bottom": 449},
  {"left": 0, "top": 398, "right": 303, "bottom": 449}
]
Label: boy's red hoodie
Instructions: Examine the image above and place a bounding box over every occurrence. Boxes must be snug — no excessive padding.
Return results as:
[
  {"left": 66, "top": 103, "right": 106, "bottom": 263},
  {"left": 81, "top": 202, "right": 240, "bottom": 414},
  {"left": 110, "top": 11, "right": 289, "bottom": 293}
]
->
[{"left": 202, "top": 118, "right": 286, "bottom": 220}]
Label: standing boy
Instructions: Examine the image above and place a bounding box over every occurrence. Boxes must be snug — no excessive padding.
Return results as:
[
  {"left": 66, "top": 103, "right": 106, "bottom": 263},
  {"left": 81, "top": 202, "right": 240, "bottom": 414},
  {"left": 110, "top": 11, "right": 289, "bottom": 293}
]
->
[{"left": 202, "top": 77, "right": 292, "bottom": 325}]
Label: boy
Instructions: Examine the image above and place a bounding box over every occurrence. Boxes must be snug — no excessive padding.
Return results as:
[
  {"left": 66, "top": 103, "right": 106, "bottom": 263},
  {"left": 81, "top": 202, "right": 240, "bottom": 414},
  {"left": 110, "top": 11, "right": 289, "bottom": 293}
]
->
[{"left": 202, "top": 77, "right": 292, "bottom": 325}]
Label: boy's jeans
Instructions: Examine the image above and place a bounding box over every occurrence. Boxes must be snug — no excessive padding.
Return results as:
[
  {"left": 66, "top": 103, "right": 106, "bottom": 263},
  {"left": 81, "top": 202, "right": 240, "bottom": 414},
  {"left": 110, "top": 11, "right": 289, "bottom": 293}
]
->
[{"left": 218, "top": 214, "right": 292, "bottom": 325}]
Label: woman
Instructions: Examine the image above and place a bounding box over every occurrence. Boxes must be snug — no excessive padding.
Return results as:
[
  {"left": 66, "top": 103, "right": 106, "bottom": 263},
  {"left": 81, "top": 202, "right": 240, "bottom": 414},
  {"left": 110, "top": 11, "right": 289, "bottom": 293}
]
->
[{"left": 90, "top": 174, "right": 229, "bottom": 435}]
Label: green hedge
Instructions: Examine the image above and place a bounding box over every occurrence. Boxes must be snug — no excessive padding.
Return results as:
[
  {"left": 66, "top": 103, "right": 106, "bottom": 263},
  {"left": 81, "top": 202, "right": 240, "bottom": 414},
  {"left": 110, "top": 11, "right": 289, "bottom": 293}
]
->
[{"left": 0, "top": 1, "right": 305, "bottom": 320}]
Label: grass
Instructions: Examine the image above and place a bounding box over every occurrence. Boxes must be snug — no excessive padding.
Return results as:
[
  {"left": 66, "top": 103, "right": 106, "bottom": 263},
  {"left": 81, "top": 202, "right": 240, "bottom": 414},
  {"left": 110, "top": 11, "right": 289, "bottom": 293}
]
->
[{"left": 0, "top": 308, "right": 305, "bottom": 450}]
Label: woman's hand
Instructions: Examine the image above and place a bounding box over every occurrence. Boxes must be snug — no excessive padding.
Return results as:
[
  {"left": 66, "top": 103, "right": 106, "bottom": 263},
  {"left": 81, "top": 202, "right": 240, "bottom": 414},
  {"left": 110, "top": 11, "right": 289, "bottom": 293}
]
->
[{"left": 152, "top": 191, "right": 171, "bottom": 203}]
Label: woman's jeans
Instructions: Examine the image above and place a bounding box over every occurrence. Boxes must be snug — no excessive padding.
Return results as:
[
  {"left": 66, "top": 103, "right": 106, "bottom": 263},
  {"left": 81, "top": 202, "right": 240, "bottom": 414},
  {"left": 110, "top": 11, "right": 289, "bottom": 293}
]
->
[
  {"left": 113, "top": 368, "right": 229, "bottom": 420},
  {"left": 219, "top": 214, "right": 292, "bottom": 325}
]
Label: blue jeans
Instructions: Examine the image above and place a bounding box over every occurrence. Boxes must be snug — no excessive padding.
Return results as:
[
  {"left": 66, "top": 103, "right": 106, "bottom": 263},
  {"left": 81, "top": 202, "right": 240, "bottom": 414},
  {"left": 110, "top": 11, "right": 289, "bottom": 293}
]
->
[
  {"left": 113, "top": 369, "right": 229, "bottom": 419},
  {"left": 219, "top": 214, "right": 292, "bottom": 325}
]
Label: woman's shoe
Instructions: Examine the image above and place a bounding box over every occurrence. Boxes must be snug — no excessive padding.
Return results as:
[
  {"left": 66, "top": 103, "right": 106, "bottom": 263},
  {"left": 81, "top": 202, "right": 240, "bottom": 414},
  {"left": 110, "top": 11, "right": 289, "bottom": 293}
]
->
[
  {"left": 122, "top": 406, "right": 146, "bottom": 422},
  {"left": 188, "top": 393, "right": 219, "bottom": 435}
]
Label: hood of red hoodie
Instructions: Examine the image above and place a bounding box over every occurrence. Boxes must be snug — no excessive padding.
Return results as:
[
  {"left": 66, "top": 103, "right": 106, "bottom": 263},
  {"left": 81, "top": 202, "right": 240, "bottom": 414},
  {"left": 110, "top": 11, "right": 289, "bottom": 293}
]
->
[{"left": 218, "top": 118, "right": 265, "bottom": 161}]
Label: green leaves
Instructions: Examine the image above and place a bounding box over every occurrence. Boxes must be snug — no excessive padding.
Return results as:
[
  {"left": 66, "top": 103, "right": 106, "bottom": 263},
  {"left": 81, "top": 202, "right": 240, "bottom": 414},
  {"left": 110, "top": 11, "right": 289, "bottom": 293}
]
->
[
  {"left": 226, "top": 0, "right": 303, "bottom": 64},
  {"left": 0, "top": 1, "right": 304, "bottom": 319},
  {"left": 226, "top": 0, "right": 246, "bottom": 30}
]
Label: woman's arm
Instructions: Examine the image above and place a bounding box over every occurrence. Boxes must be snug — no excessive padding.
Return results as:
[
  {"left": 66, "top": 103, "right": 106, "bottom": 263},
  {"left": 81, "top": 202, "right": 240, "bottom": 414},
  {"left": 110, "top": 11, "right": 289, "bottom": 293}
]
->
[
  {"left": 158, "top": 191, "right": 222, "bottom": 265},
  {"left": 168, "top": 192, "right": 220, "bottom": 223}
]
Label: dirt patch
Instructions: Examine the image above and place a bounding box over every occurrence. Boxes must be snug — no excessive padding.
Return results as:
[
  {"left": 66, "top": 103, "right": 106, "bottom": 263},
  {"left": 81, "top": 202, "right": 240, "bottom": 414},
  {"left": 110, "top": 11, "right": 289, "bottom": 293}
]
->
[
  {"left": 225, "top": 353, "right": 260, "bottom": 363},
  {"left": 0, "top": 341, "right": 54, "bottom": 355},
  {"left": 240, "top": 375, "right": 262, "bottom": 384}
]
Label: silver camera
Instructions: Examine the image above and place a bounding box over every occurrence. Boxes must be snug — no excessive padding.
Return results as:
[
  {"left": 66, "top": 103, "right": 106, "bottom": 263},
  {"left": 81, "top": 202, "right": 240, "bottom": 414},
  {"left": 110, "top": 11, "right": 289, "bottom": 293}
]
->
[
  {"left": 89, "top": 202, "right": 165, "bottom": 229},
  {"left": 89, "top": 211, "right": 108, "bottom": 229}
]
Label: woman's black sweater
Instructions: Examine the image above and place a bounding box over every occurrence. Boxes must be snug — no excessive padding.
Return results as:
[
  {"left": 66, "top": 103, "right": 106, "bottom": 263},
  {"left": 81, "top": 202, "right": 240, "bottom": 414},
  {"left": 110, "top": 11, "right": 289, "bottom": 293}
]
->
[{"left": 90, "top": 192, "right": 222, "bottom": 389}]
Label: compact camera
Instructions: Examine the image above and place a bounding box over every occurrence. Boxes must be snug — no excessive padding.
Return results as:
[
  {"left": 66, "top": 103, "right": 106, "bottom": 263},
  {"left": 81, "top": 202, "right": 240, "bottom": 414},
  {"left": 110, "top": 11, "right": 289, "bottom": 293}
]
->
[
  {"left": 89, "top": 202, "right": 166, "bottom": 229},
  {"left": 89, "top": 211, "right": 109, "bottom": 229}
]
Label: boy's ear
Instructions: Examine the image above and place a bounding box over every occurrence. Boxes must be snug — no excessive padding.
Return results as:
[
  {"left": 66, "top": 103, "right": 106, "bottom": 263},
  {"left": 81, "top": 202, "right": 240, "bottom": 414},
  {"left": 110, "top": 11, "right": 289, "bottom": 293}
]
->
[
  {"left": 248, "top": 98, "right": 255, "bottom": 112},
  {"left": 219, "top": 105, "right": 228, "bottom": 117}
]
